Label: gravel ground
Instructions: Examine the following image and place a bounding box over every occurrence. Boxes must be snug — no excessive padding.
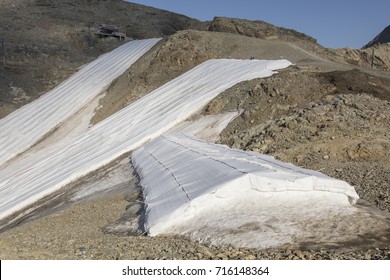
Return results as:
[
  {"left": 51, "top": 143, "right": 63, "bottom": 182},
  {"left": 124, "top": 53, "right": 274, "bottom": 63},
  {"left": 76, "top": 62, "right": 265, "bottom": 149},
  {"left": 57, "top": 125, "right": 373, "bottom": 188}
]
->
[{"left": 0, "top": 194, "right": 389, "bottom": 260}]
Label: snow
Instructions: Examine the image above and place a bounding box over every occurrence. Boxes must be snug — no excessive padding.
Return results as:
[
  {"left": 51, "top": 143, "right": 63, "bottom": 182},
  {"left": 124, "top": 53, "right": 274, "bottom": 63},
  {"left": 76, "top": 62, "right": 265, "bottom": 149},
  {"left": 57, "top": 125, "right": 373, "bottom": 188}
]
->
[
  {"left": 0, "top": 38, "right": 162, "bottom": 166},
  {"left": 132, "top": 133, "right": 360, "bottom": 248},
  {"left": 172, "top": 111, "right": 240, "bottom": 142},
  {"left": 0, "top": 58, "right": 292, "bottom": 220}
]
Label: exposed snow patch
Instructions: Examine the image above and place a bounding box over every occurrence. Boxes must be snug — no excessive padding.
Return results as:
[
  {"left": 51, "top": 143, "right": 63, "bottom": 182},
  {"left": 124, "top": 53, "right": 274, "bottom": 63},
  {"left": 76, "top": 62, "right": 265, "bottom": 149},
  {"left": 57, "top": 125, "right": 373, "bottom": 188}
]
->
[
  {"left": 69, "top": 157, "right": 134, "bottom": 203},
  {"left": 172, "top": 111, "right": 240, "bottom": 142}
]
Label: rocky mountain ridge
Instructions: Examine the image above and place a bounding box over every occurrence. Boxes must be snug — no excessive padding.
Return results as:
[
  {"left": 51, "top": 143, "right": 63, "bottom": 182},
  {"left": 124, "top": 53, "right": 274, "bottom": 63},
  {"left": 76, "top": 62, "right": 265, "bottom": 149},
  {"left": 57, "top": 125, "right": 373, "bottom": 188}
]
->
[{"left": 363, "top": 25, "right": 390, "bottom": 48}]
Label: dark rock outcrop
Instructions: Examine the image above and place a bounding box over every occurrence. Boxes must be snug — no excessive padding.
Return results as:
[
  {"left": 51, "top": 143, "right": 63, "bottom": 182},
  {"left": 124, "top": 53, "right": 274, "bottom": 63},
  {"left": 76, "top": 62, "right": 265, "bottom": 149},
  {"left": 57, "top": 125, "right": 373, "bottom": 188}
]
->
[
  {"left": 205, "top": 17, "right": 318, "bottom": 44},
  {"left": 363, "top": 25, "right": 390, "bottom": 48}
]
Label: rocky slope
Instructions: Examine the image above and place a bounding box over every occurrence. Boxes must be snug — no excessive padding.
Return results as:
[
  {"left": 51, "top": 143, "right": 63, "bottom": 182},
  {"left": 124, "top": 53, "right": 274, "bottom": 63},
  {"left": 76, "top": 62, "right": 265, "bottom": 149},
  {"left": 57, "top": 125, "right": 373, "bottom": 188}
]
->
[
  {"left": 0, "top": 0, "right": 389, "bottom": 260},
  {"left": 204, "top": 68, "right": 390, "bottom": 212},
  {"left": 200, "top": 17, "right": 390, "bottom": 72},
  {"left": 363, "top": 25, "right": 390, "bottom": 48},
  {"left": 91, "top": 29, "right": 333, "bottom": 125},
  {"left": 331, "top": 43, "right": 390, "bottom": 71},
  {"left": 330, "top": 23, "right": 390, "bottom": 70},
  {"left": 0, "top": 0, "right": 199, "bottom": 118},
  {"left": 204, "top": 17, "right": 318, "bottom": 44},
  {"left": 2, "top": 1, "right": 389, "bottom": 119}
]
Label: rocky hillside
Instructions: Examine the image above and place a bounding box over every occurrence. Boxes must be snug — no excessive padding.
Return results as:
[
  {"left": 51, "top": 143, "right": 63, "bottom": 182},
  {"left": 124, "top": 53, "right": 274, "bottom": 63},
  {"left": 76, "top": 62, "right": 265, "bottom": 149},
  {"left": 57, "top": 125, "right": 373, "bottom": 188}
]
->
[
  {"left": 199, "top": 17, "right": 390, "bottom": 72},
  {"left": 3, "top": 1, "right": 390, "bottom": 120},
  {"left": 90, "top": 30, "right": 331, "bottom": 125},
  {"left": 205, "top": 17, "right": 318, "bottom": 44},
  {"left": 331, "top": 44, "right": 390, "bottom": 71},
  {"left": 0, "top": 0, "right": 199, "bottom": 118},
  {"left": 363, "top": 25, "right": 390, "bottom": 48},
  {"left": 332, "top": 24, "right": 390, "bottom": 71},
  {"left": 0, "top": 0, "right": 389, "bottom": 260},
  {"left": 198, "top": 17, "right": 331, "bottom": 62}
]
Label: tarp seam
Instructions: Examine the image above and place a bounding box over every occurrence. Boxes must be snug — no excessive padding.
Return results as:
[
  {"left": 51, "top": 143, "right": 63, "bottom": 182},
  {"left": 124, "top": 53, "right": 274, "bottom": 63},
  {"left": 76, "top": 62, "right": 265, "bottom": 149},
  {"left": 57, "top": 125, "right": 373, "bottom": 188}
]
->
[{"left": 143, "top": 146, "right": 192, "bottom": 201}]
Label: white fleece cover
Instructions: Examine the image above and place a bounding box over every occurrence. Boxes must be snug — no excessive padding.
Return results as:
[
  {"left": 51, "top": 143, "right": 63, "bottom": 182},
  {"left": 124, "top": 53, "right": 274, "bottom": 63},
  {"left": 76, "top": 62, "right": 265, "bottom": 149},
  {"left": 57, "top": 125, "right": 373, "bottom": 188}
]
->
[
  {"left": 0, "top": 59, "right": 291, "bottom": 220},
  {"left": 132, "top": 133, "right": 360, "bottom": 248},
  {"left": 0, "top": 38, "right": 161, "bottom": 166}
]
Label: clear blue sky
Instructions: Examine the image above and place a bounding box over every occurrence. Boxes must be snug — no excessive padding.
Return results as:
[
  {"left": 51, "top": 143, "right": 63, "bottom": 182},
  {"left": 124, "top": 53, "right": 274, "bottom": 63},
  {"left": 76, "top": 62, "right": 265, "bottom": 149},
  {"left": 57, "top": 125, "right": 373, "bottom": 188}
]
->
[{"left": 127, "top": 0, "right": 389, "bottom": 49}]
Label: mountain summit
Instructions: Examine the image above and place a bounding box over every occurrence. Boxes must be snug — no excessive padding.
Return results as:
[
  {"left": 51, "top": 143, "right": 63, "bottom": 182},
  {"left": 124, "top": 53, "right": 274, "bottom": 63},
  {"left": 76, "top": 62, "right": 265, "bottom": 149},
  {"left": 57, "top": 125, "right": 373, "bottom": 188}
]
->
[{"left": 363, "top": 25, "right": 390, "bottom": 48}]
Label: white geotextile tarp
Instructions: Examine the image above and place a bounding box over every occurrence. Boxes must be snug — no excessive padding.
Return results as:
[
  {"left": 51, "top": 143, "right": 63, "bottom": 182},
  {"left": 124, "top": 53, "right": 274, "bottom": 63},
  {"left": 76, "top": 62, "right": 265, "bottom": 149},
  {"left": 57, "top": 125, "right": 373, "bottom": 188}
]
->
[
  {"left": 0, "top": 59, "right": 291, "bottom": 220},
  {"left": 132, "top": 133, "right": 359, "bottom": 236},
  {"left": 0, "top": 38, "right": 161, "bottom": 166}
]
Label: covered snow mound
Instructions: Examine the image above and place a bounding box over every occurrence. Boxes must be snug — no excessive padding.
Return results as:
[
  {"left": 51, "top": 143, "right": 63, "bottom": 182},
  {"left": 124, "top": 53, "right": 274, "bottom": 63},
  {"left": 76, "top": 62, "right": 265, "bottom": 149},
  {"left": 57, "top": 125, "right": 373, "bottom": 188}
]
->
[
  {"left": 132, "top": 133, "right": 359, "bottom": 236},
  {"left": 0, "top": 59, "right": 291, "bottom": 221},
  {"left": 0, "top": 38, "right": 161, "bottom": 166}
]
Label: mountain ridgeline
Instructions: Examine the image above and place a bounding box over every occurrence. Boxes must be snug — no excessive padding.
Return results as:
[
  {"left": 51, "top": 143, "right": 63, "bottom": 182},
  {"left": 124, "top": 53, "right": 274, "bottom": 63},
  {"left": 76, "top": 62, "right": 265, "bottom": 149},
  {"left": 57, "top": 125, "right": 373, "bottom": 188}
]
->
[{"left": 363, "top": 25, "right": 390, "bottom": 49}]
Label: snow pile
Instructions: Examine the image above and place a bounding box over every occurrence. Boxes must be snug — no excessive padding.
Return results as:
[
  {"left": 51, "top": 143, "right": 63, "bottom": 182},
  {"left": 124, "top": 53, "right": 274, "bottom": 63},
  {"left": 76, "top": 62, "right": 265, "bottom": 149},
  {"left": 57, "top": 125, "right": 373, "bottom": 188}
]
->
[
  {"left": 0, "top": 38, "right": 161, "bottom": 166},
  {"left": 132, "top": 133, "right": 360, "bottom": 247},
  {"left": 0, "top": 59, "right": 291, "bottom": 220}
]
